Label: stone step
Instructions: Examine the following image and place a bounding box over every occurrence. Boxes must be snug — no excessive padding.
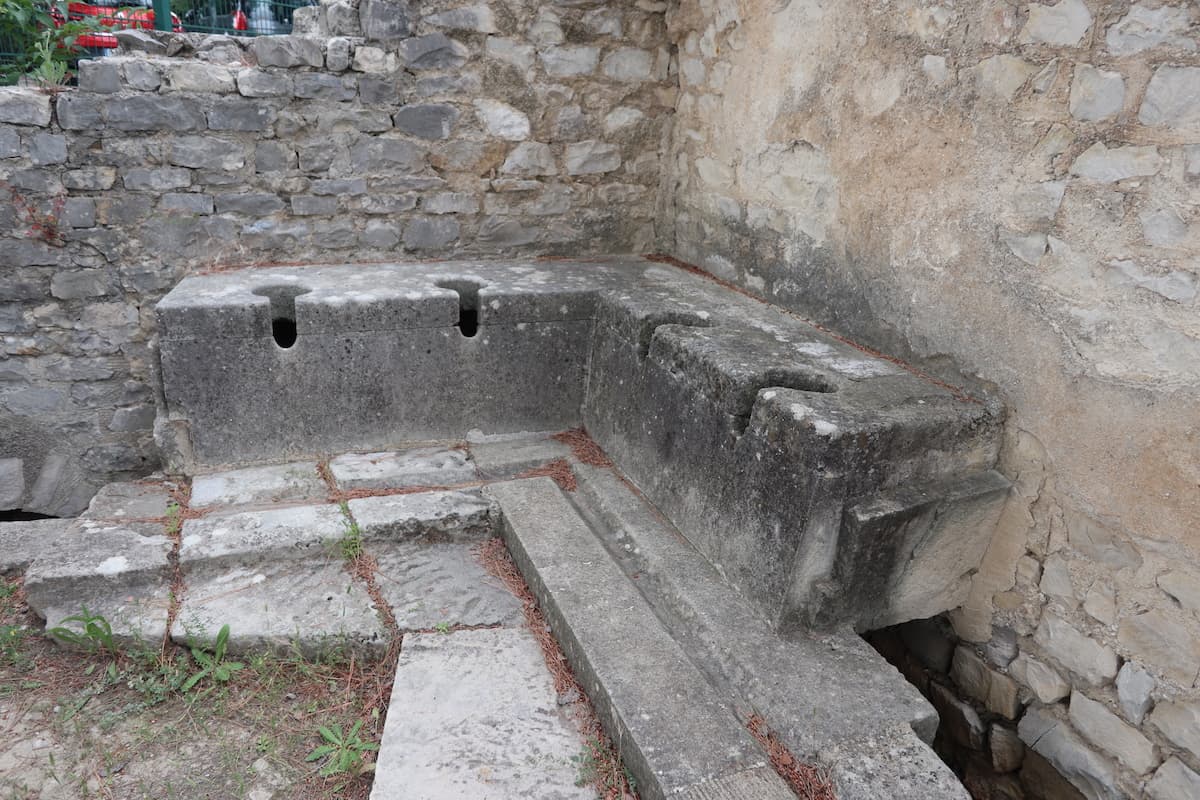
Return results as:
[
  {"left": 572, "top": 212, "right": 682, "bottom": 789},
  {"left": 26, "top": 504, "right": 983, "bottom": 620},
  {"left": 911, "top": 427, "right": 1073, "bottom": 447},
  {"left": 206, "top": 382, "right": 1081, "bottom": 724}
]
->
[
  {"left": 484, "top": 477, "right": 794, "bottom": 800},
  {"left": 172, "top": 557, "right": 386, "bottom": 657},
  {"left": 371, "top": 627, "right": 594, "bottom": 800},
  {"left": 329, "top": 447, "right": 477, "bottom": 491},
  {"left": 567, "top": 464, "right": 969, "bottom": 799},
  {"left": 24, "top": 518, "right": 173, "bottom": 647}
]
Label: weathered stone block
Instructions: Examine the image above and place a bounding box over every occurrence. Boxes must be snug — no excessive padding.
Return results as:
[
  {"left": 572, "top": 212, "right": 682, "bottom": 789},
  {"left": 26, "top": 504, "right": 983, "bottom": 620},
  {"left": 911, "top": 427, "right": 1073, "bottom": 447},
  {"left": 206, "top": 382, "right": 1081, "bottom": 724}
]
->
[
  {"left": 501, "top": 141, "right": 557, "bottom": 176},
  {"left": 0, "top": 458, "right": 24, "bottom": 509},
  {"left": 214, "top": 192, "right": 285, "bottom": 215},
  {"left": 1116, "top": 661, "right": 1155, "bottom": 724},
  {"left": 254, "top": 142, "right": 296, "bottom": 172},
  {"left": 0, "top": 87, "right": 51, "bottom": 126},
  {"left": 236, "top": 68, "right": 293, "bottom": 98},
  {"left": 565, "top": 140, "right": 622, "bottom": 174},
  {"left": 398, "top": 33, "right": 468, "bottom": 70},
  {"left": 1018, "top": 0, "right": 1092, "bottom": 47},
  {"left": 63, "top": 166, "right": 117, "bottom": 190},
  {"left": 0, "top": 125, "right": 19, "bottom": 157},
  {"left": 50, "top": 269, "right": 113, "bottom": 299},
  {"left": 350, "top": 137, "right": 426, "bottom": 172},
  {"left": 249, "top": 36, "right": 323, "bottom": 68},
  {"left": 169, "top": 136, "right": 246, "bottom": 170},
  {"left": 122, "top": 60, "right": 161, "bottom": 91},
  {"left": 1118, "top": 610, "right": 1200, "bottom": 687},
  {"left": 28, "top": 132, "right": 66, "bottom": 166},
  {"left": 1148, "top": 700, "right": 1200, "bottom": 759},
  {"left": 359, "top": 0, "right": 412, "bottom": 41},
  {"left": 293, "top": 72, "right": 358, "bottom": 101},
  {"left": 1139, "top": 66, "right": 1200, "bottom": 128},
  {"left": 160, "top": 193, "right": 214, "bottom": 215},
  {"left": 1019, "top": 707, "right": 1120, "bottom": 800},
  {"left": 393, "top": 104, "right": 459, "bottom": 140},
  {"left": 473, "top": 99, "right": 530, "bottom": 141},
  {"left": 291, "top": 195, "right": 338, "bottom": 216},
  {"left": 602, "top": 47, "right": 654, "bottom": 82},
  {"left": 424, "top": 5, "right": 496, "bottom": 33},
  {"left": 1069, "top": 65, "right": 1124, "bottom": 122},
  {"left": 206, "top": 99, "right": 276, "bottom": 132},
  {"left": 403, "top": 216, "right": 460, "bottom": 250},
  {"left": 1148, "top": 758, "right": 1200, "bottom": 800},
  {"left": 419, "top": 192, "right": 478, "bottom": 215},
  {"left": 1107, "top": 4, "right": 1197, "bottom": 54},
  {"left": 78, "top": 60, "right": 122, "bottom": 93},
  {"left": 164, "top": 62, "right": 237, "bottom": 93},
  {"left": 123, "top": 167, "right": 192, "bottom": 191},
  {"left": 107, "top": 94, "right": 206, "bottom": 131},
  {"left": 540, "top": 46, "right": 600, "bottom": 78},
  {"left": 1068, "top": 690, "right": 1159, "bottom": 775},
  {"left": 1070, "top": 142, "right": 1161, "bottom": 182},
  {"left": 55, "top": 92, "right": 104, "bottom": 130},
  {"left": 1034, "top": 612, "right": 1118, "bottom": 686}
]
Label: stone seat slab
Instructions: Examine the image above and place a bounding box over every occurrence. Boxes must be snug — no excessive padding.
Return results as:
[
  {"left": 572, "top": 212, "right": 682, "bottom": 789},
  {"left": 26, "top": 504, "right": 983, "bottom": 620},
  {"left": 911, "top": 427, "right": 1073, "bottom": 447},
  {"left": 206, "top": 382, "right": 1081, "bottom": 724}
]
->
[
  {"left": 328, "top": 447, "right": 476, "bottom": 492},
  {"left": 484, "top": 478, "right": 794, "bottom": 800},
  {"left": 348, "top": 489, "right": 493, "bottom": 543},
  {"left": 172, "top": 558, "right": 385, "bottom": 657},
  {"left": 178, "top": 503, "right": 346, "bottom": 569},
  {"left": 372, "top": 541, "right": 522, "bottom": 631},
  {"left": 370, "top": 627, "right": 595, "bottom": 800},
  {"left": 570, "top": 464, "right": 966, "bottom": 798},
  {"left": 189, "top": 462, "right": 328, "bottom": 509}
]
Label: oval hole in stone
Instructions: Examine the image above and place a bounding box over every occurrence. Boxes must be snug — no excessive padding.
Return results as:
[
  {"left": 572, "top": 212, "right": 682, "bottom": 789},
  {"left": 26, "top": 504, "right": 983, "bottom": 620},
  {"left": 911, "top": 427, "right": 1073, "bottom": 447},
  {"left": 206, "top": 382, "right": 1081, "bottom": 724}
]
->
[
  {"left": 436, "top": 279, "right": 486, "bottom": 338},
  {"left": 252, "top": 284, "right": 311, "bottom": 349}
]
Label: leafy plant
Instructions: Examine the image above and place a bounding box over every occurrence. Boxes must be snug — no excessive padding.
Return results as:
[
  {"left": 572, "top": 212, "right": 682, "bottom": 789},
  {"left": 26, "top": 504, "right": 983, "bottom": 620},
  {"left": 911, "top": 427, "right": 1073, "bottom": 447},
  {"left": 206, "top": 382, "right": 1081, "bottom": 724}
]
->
[
  {"left": 182, "top": 624, "right": 244, "bottom": 692},
  {"left": 0, "top": 0, "right": 102, "bottom": 87},
  {"left": 48, "top": 608, "right": 120, "bottom": 656},
  {"left": 433, "top": 621, "right": 452, "bottom": 634},
  {"left": 305, "top": 720, "right": 378, "bottom": 777}
]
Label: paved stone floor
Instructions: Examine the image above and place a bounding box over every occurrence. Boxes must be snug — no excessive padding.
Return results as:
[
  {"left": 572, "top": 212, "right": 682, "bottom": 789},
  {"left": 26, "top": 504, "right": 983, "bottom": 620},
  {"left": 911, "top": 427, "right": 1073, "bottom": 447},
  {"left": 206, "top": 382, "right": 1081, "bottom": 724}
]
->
[{"left": 0, "top": 436, "right": 601, "bottom": 800}]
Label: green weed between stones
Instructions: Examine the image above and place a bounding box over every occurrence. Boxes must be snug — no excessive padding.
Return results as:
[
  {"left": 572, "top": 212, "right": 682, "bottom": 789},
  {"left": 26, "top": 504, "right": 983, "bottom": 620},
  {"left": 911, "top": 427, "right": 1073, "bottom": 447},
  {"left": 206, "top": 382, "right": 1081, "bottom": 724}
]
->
[
  {"left": 336, "top": 501, "right": 365, "bottom": 561},
  {"left": 306, "top": 720, "right": 379, "bottom": 778}
]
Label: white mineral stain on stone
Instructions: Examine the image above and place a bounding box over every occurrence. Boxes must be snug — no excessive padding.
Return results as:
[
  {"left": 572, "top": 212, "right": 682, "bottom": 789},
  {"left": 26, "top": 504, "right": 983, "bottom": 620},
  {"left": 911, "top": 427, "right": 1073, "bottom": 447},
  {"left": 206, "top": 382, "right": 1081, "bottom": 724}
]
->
[
  {"left": 827, "top": 357, "right": 898, "bottom": 377},
  {"left": 97, "top": 556, "right": 129, "bottom": 575},
  {"left": 762, "top": 390, "right": 777, "bottom": 400}
]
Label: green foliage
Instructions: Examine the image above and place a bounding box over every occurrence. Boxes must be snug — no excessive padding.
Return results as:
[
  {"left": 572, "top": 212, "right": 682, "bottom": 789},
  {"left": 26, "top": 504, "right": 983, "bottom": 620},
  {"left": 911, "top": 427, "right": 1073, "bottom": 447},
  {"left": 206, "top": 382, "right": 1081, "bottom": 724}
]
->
[
  {"left": 336, "top": 502, "right": 364, "bottom": 561},
  {"left": 182, "top": 624, "right": 245, "bottom": 692},
  {"left": 48, "top": 608, "right": 120, "bottom": 656},
  {"left": 305, "top": 720, "right": 378, "bottom": 777},
  {"left": 0, "top": 0, "right": 101, "bottom": 87}
]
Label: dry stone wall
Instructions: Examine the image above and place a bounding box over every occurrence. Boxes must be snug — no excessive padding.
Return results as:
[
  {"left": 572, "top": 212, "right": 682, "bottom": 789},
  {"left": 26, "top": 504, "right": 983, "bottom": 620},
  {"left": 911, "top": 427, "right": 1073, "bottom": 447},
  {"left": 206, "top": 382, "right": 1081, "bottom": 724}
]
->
[
  {"left": 664, "top": 1, "right": 1199, "bottom": 799},
  {"left": 0, "top": 0, "right": 672, "bottom": 515}
]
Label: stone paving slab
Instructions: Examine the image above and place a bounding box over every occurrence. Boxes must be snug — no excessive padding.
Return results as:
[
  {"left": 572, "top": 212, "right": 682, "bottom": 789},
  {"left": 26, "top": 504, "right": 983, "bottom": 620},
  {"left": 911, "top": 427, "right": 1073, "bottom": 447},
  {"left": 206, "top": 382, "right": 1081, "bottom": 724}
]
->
[
  {"left": 82, "top": 481, "right": 177, "bottom": 520},
  {"left": 329, "top": 447, "right": 477, "bottom": 492},
  {"left": 349, "top": 490, "right": 493, "bottom": 543},
  {"left": 24, "top": 519, "right": 172, "bottom": 614},
  {"left": 190, "top": 462, "right": 328, "bottom": 509},
  {"left": 485, "top": 478, "right": 791, "bottom": 800},
  {"left": 469, "top": 436, "right": 572, "bottom": 479},
  {"left": 173, "top": 559, "right": 385, "bottom": 657},
  {"left": 371, "top": 627, "right": 593, "bottom": 800},
  {"left": 0, "top": 519, "right": 70, "bottom": 575},
  {"left": 24, "top": 519, "right": 173, "bottom": 647},
  {"left": 373, "top": 541, "right": 522, "bottom": 631},
  {"left": 179, "top": 504, "right": 346, "bottom": 568}
]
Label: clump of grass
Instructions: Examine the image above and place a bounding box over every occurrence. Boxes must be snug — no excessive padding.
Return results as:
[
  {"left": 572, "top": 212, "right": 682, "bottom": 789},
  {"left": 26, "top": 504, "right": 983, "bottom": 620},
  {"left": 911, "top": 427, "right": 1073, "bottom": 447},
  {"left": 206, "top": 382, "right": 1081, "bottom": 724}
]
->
[{"left": 337, "top": 501, "right": 364, "bottom": 561}]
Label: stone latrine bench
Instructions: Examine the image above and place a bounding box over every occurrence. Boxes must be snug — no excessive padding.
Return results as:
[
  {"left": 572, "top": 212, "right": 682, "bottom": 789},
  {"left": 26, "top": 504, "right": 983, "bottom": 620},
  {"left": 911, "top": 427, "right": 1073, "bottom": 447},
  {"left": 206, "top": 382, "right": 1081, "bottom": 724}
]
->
[{"left": 156, "top": 256, "right": 1009, "bottom": 634}]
